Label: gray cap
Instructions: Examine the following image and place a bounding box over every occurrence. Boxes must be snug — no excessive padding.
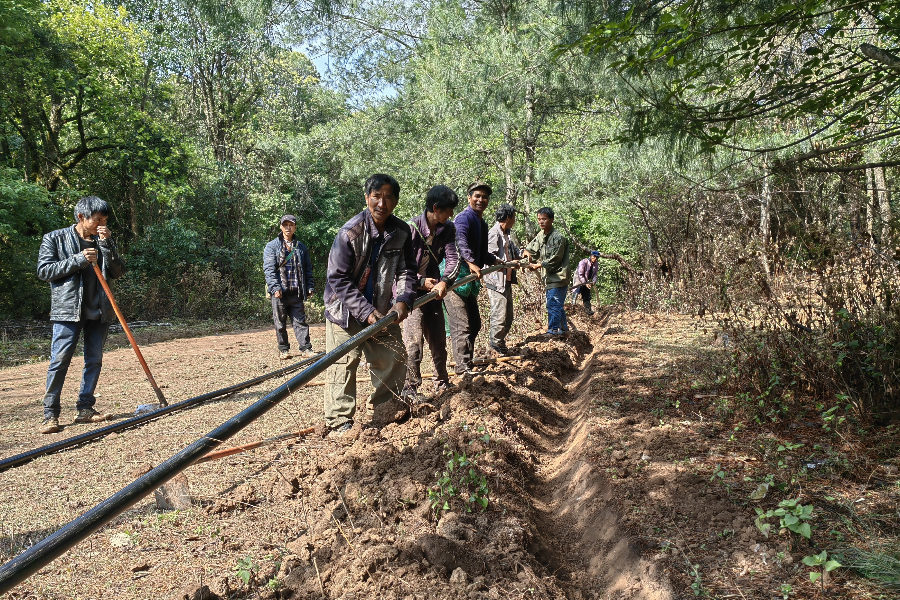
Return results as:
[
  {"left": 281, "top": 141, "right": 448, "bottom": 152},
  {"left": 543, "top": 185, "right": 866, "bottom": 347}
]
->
[
  {"left": 280, "top": 214, "right": 297, "bottom": 224},
  {"left": 467, "top": 181, "right": 492, "bottom": 196}
]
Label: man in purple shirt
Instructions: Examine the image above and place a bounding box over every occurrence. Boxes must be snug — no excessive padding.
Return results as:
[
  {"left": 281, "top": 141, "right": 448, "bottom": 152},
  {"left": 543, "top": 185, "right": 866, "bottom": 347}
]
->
[
  {"left": 402, "top": 185, "right": 460, "bottom": 401},
  {"left": 445, "top": 182, "right": 499, "bottom": 375},
  {"left": 322, "top": 174, "right": 417, "bottom": 434},
  {"left": 572, "top": 251, "right": 600, "bottom": 315}
]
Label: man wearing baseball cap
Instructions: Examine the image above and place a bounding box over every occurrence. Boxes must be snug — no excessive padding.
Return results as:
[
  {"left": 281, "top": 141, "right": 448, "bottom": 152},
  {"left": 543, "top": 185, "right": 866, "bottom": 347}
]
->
[
  {"left": 263, "top": 214, "right": 315, "bottom": 359},
  {"left": 572, "top": 251, "right": 601, "bottom": 315}
]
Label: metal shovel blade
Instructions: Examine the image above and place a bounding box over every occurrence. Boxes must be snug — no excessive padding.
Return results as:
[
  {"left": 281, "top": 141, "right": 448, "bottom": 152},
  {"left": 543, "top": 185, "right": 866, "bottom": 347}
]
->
[{"left": 135, "top": 403, "right": 163, "bottom": 416}]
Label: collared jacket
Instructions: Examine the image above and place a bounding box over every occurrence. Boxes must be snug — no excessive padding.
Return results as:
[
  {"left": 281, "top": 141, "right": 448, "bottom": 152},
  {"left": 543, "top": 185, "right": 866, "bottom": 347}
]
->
[
  {"left": 408, "top": 212, "right": 460, "bottom": 292},
  {"left": 324, "top": 209, "right": 417, "bottom": 328},
  {"left": 485, "top": 221, "right": 520, "bottom": 292},
  {"left": 525, "top": 227, "right": 571, "bottom": 289},
  {"left": 263, "top": 235, "right": 314, "bottom": 297},
  {"left": 37, "top": 225, "right": 126, "bottom": 322},
  {"left": 573, "top": 257, "right": 599, "bottom": 288},
  {"left": 454, "top": 206, "right": 498, "bottom": 269}
]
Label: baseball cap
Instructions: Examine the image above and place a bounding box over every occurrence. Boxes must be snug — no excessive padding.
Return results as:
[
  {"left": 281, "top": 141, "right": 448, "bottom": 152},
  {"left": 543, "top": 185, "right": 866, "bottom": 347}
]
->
[
  {"left": 280, "top": 215, "right": 297, "bottom": 225},
  {"left": 467, "top": 181, "right": 492, "bottom": 196}
]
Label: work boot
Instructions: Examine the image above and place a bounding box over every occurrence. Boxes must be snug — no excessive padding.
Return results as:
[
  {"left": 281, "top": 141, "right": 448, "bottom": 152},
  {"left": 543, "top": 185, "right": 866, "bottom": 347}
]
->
[
  {"left": 434, "top": 381, "right": 455, "bottom": 395},
  {"left": 73, "top": 408, "right": 111, "bottom": 424},
  {"left": 40, "top": 416, "right": 61, "bottom": 434},
  {"left": 402, "top": 388, "right": 428, "bottom": 404},
  {"left": 489, "top": 342, "right": 509, "bottom": 356},
  {"left": 584, "top": 303, "right": 594, "bottom": 315},
  {"left": 280, "top": 350, "right": 292, "bottom": 360}
]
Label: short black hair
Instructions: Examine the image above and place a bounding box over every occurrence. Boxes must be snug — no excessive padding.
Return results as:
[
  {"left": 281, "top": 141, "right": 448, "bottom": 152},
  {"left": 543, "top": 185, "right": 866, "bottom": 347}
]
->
[
  {"left": 537, "top": 206, "right": 554, "bottom": 220},
  {"left": 364, "top": 173, "right": 400, "bottom": 198},
  {"left": 425, "top": 185, "right": 459, "bottom": 213},
  {"left": 73, "top": 195, "right": 111, "bottom": 222},
  {"left": 495, "top": 204, "right": 516, "bottom": 223}
]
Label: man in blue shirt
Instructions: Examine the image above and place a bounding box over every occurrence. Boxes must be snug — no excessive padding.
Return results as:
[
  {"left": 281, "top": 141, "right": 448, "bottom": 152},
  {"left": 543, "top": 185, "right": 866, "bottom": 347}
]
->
[{"left": 445, "top": 182, "right": 499, "bottom": 375}]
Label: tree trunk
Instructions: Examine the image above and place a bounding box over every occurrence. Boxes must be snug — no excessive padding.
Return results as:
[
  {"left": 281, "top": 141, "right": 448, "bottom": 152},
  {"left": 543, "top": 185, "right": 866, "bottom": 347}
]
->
[
  {"left": 874, "top": 165, "right": 892, "bottom": 244},
  {"left": 502, "top": 122, "right": 517, "bottom": 206},
  {"left": 522, "top": 82, "right": 535, "bottom": 220},
  {"left": 759, "top": 161, "right": 771, "bottom": 276},
  {"left": 866, "top": 167, "right": 876, "bottom": 242}
]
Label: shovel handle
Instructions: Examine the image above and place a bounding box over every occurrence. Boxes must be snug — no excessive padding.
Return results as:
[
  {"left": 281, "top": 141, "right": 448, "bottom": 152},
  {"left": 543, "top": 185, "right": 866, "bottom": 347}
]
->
[{"left": 92, "top": 262, "right": 168, "bottom": 407}]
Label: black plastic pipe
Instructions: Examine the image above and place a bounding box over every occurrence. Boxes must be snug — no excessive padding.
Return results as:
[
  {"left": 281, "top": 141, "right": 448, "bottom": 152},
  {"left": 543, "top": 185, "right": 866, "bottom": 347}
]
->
[
  {"left": 0, "top": 353, "right": 324, "bottom": 473},
  {"left": 0, "top": 261, "right": 520, "bottom": 593}
]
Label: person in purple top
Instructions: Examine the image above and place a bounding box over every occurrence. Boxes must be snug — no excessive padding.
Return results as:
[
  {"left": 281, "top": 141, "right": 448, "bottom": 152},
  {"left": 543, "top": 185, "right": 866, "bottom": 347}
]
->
[
  {"left": 401, "top": 185, "right": 460, "bottom": 402},
  {"left": 445, "top": 181, "right": 500, "bottom": 375},
  {"left": 322, "top": 174, "right": 417, "bottom": 434},
  {"left": 572, "top": 251, "right": 601, "bottom": 315}
]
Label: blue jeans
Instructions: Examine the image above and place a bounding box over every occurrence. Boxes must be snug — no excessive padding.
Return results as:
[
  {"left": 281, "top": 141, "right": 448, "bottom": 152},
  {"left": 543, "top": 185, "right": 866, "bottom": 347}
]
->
[
  {"left": 43, "top": 320, "right": 110, "bottom": 419},
  {"left": 546, "top": 287, "right": 569, "bottom": 333}
]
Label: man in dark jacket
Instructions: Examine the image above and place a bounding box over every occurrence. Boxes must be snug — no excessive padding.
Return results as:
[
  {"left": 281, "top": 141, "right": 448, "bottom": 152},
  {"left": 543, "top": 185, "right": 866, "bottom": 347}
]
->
[
  {"left": 402, "top": 185, "right": 460, "bottom": 402},
  {"left": 572, "top": 251, "right": 600, "bottom": 315},
  {"left": 263, "top": 215, "right": 315, "bottom": 359},
  {"left": 524, "top": 207, "right": 571, "bottom": 335},
  {"left": 36, "top": 196, "right": 126, "bottom": 434},
  {"left": 445, "top": 181, "right": 498, "bottom": 375},
  {"left": 322, "top": 174, "right": 417, "bottom": 434}
]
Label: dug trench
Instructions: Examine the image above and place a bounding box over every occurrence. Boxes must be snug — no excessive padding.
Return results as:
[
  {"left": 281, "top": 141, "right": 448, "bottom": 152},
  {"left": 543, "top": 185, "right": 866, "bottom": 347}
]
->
[{"left": 195, "top": 314, "right": 673, "bottom": 600}]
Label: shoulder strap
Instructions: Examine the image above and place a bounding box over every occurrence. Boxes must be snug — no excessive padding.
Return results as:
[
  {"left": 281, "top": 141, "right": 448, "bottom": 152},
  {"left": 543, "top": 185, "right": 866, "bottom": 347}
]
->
[{"left": 408, "top": 220, "right": 440, "bottom": 264}]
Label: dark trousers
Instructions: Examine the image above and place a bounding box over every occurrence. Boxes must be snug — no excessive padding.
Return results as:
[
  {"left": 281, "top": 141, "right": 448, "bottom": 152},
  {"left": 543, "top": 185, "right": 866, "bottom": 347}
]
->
[
  {"left": 272, "top": 290, "right": 311, "bottom": 351},
  {"left": 445, "top": 289, "right": 481, "bottom": 374},
  {"left": 573, "top": 285, "right": 592, "bottom": 310},
  {"left": 402, "top": 296, "right": 449, "bottom": 392},
  {"left": 43, "top": 320, "right": 110, "bottom": 419}
]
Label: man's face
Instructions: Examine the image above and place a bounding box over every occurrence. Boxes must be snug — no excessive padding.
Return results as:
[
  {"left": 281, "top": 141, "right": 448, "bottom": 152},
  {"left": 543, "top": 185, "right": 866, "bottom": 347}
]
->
[
  {"left": 537, "top": 213, "right": 553, "bottom": 232},
  {"left": 432, "top": 206, "right": 454, "bottom": 224},
  {"left": 590, "top": 255, "right": 598, "bottom": 263},
  {"left": 468, "top": 189, "right": 491, "bottom": 215},
  {"left": 500, "top": 215, "right": 516, "bottom": 231},
  {"left": 366, "top": 183, "right": 399, "bottom": 227},
  {"left": 280, "top": 220, "right": 296, "bottom": 239},
  {"left": 78, "top": 212, "right": 108, "bottom": 236}
]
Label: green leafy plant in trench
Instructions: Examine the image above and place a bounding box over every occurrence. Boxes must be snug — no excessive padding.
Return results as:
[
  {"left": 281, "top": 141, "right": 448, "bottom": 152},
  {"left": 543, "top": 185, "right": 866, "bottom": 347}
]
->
[
  {"left": 755, "top": 499, "right": 814, "bottom": 540},
  {"left": 802, "top": 550, "right": 841, "bottom": 591},
  {"left": 428, "top": 450, "right": 490, "bottom": 514},
  {"left": 234, "top": 557, "right": 258, "bottom": 586}
]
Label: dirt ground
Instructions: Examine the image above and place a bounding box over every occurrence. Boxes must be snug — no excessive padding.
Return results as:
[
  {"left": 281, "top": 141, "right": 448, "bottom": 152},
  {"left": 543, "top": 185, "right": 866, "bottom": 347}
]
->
[{"left": 0, "top": 310, "right": 897, "bottom": 599}]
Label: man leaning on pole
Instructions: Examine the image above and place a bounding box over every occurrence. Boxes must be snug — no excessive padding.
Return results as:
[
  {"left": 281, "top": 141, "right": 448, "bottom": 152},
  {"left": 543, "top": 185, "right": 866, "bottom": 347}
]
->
[
  {"left": 401, "top": 185, "right": 460, "bottom": 402},
  {"left": 322, "top": 174, "right": 417, "bottom": 435},
  {"left": 523, "top": 207, "right": 571, "bottom": 336},
  {"left": 36, "top": 196, "right": 126, "bottom": 434}
]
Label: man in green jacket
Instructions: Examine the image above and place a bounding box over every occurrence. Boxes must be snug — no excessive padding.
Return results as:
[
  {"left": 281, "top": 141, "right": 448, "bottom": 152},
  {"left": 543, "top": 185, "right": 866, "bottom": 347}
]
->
[{"left": 523, "top": 207, "right": 571, "bottom": 335}]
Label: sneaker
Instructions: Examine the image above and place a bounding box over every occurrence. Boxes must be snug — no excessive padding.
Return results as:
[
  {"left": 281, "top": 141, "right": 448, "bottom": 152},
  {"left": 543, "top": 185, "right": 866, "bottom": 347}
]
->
[
  {"left": 280, "top": 350, "right": 292, "bottom": 360},
  {"left": 299, "top": 348, "right": 316, "bottom": 359},
  {"left": 40, "top": 416, "right": 61, "bottom": 434},
  {"left": 330, "top": 421, "right": 353, "bottom": 436},
  {"left": 73, "top": 408, "right": 111, "bottom": 424}
]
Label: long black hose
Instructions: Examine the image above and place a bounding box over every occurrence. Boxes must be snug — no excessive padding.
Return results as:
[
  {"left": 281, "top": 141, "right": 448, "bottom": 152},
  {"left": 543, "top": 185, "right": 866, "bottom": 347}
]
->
[
  {"left": 0, "top": 261, "right": 521, "bottom": 593},
  {"left": 0, "top": 353, "right": 324, "bottom": 473}
]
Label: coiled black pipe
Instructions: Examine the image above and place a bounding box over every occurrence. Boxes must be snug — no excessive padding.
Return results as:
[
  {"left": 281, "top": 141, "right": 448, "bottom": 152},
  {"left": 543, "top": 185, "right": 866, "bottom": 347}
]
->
[
  {"left": 0, "top": 261, "right": 521, "bottom": 593},
  {"left": 0, "top": 353, "right": 324, "bottom": 473}
]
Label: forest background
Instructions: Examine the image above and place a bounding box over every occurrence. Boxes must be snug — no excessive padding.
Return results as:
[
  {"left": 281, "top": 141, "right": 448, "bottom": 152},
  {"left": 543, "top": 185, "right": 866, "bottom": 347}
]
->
[{"left": 0, "top": 0, "right": 897, "bottom": 419}]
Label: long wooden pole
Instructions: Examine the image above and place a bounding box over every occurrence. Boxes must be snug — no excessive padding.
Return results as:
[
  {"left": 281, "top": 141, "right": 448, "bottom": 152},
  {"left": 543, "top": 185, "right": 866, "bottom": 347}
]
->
[{"left": 92, "top": 262, "right": 167, "bottom": 407}]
